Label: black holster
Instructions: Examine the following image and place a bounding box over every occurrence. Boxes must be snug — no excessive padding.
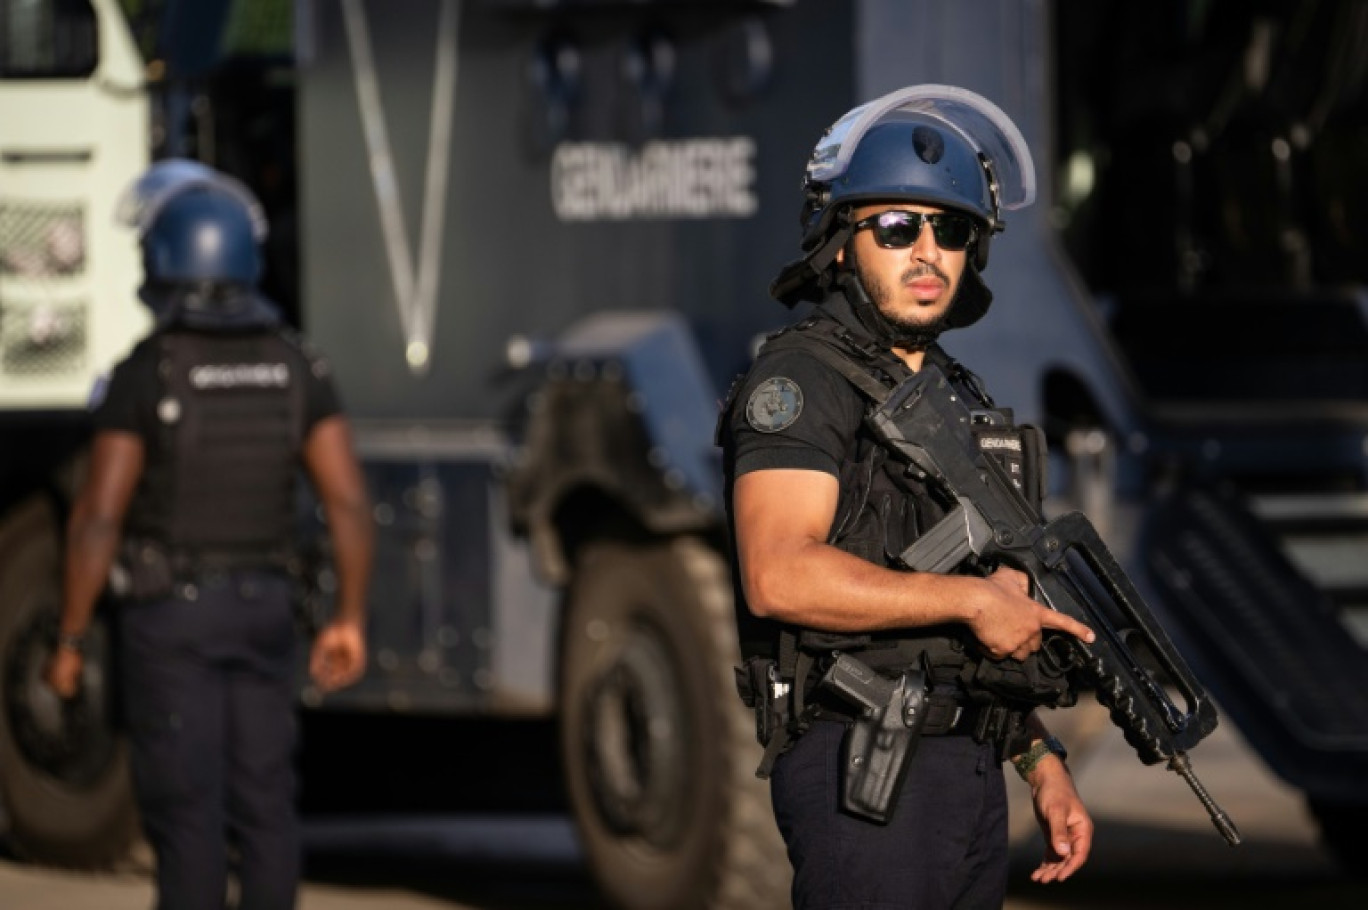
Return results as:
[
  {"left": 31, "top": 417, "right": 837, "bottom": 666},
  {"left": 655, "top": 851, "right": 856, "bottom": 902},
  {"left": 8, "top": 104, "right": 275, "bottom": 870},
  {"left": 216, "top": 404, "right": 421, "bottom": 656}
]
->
[{"left": 819, "top": 652, "right": 930, "bottom": 824}]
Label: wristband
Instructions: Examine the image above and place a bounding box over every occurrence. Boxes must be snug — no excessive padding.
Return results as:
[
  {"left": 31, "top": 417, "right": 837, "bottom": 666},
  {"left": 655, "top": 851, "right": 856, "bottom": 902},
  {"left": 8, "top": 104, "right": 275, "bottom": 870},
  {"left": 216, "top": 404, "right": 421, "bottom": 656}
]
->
[
  {"left": 1011, "top": 735, "right": 1067, "bottom": 780},
  {"left": 57, "top": 632, "right": 87, "bottom": 654}
]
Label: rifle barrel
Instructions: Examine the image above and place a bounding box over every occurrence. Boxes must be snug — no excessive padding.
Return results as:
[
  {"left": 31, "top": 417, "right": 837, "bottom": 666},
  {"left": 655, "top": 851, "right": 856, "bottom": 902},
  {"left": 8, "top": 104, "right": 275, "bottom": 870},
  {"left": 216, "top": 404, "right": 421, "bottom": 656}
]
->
[{"left": 1168, "top": 752, "right": 1242, "bottom": 846}]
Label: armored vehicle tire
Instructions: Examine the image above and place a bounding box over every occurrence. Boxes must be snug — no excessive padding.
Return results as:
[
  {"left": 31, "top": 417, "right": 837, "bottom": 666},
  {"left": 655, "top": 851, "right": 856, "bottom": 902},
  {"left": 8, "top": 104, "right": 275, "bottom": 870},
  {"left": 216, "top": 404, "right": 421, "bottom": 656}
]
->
[
  {"left": 0, "top": 500, "right": 140, "bottom": 867},
  {"left": 558, "top": 537, "right": 790, "bottom": 910},
  {"left": 1308, "top": 797, "right": 1368, "bottom": 879}
]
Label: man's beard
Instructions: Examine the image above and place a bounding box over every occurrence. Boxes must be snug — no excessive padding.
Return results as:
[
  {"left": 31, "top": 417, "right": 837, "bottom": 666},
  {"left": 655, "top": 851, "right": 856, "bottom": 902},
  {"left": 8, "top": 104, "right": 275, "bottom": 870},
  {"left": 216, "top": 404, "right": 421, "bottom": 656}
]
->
[{"left": 853, "top": 253, "right": 952, "bottom": 350}]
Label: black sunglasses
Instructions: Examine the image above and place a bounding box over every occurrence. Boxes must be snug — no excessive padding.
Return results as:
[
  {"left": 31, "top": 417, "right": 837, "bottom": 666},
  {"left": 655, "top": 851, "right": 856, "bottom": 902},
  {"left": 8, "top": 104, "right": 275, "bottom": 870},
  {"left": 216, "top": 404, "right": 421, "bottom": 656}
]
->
[{"left": 852, "top": 210, "right": 977, "bottom": 251}]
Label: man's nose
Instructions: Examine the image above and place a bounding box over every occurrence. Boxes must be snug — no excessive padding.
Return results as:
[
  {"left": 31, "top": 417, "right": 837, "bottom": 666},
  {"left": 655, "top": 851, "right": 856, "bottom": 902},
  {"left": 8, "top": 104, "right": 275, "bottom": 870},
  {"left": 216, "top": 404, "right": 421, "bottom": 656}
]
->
[{"left": 911, "top": 221, "right": 942, "bottom": 260}]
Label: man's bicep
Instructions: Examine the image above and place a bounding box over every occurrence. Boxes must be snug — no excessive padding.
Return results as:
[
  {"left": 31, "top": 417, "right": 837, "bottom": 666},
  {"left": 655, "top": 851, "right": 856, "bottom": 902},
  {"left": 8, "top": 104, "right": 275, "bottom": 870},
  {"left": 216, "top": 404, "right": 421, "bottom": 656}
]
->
[
  {"left": 301, "top": 416, "right": 367, "bottom": 508},
  {"left": 733, "top": 469, "right": 839, "bottom": 616},
  {"left": 79, "top": 431, "right": 145, "bottom": 522},
  {"left": 734, "top": 468, "right": 839, "bottom": 562}
]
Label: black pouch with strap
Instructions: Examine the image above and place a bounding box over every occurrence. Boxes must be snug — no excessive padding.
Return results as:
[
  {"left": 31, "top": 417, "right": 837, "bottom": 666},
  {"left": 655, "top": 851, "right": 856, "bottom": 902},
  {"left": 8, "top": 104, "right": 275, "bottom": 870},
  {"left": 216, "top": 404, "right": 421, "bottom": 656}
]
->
[{"left": 112, "top": 538, "right": 176, "bottom": 602}]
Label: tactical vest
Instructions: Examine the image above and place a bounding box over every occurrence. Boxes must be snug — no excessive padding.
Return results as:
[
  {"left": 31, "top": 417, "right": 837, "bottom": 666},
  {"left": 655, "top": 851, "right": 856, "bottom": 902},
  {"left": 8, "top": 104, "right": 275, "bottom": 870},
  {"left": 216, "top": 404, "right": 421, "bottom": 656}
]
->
[
  {"left": 763, "top": 318, "right": 1039, "bottom": 674},
  {"left": 726, "top": 313, "right": 1067, "bottom": 764},
  {"left": 124, "top": 329, "right": 306, "bottom": 571}
]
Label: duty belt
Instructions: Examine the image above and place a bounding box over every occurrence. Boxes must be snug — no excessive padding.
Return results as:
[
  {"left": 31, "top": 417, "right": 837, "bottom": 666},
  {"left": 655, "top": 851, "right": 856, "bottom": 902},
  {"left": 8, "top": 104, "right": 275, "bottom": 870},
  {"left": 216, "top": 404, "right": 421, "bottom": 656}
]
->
[
  {"left": 125, "top": 539, "right": 292, "bottom": 576},
  {"left": 115, "top": 538, "right": 293, "bottom": 602},
  {"left": 813, "top": 687, "right": 993, "bottom": 736}
]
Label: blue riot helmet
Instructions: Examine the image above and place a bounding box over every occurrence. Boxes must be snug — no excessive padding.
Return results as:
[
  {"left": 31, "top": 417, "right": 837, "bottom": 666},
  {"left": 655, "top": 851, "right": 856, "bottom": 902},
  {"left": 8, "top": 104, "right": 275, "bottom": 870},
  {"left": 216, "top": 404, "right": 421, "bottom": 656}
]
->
[
  {"left": 140, "top": 185, "right": 262, "bottom": 285},
  {"left": 118, "top": 159, "right": 267, "bottom": 285},
  {"left": 116, "top": 159, "right": 278, "bottom": 326},
  {"left": 772, "top": 84, "right": 1036, "bottom": 327}
]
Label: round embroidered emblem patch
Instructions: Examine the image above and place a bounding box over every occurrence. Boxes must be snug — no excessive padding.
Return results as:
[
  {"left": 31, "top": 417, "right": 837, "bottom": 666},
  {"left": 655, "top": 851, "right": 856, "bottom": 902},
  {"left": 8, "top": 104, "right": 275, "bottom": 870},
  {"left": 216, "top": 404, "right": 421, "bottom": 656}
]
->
[{"left": 746, "top": 377, "right": 804, "bottom": 433}]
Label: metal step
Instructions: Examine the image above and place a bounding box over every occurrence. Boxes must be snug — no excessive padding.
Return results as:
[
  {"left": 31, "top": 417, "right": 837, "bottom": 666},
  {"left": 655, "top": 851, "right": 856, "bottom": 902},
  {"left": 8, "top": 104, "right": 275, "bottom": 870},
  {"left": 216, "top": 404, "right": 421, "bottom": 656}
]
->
[
  {"left": 1249, "top": 492, "right": 1368, "bottom": 644},
  {"left": 1140, "top": 483, "right": 1368, "bottom": 802}
]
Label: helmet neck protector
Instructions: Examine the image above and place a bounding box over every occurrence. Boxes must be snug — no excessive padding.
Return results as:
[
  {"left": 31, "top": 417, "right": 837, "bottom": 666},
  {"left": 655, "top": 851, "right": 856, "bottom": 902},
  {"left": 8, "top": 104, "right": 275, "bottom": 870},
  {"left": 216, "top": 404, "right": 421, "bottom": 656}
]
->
[{"left": 141, "top": 282, "right": 282, "bottom": 331}]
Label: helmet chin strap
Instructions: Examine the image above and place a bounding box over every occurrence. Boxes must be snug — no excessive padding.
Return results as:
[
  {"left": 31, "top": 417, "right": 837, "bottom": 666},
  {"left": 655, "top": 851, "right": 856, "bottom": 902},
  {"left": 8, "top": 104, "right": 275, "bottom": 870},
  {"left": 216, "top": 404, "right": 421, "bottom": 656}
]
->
[
  {"left": 836, "top": 272, "right": 946, "bottom": 351},
  {"left": 836, "top": 256, "right": 994, "bottom": 351}
]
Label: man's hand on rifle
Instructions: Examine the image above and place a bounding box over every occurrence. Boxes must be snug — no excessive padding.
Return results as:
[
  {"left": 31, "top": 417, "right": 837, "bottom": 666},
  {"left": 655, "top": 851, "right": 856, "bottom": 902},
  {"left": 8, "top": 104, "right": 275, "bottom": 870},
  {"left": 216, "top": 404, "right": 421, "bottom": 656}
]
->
[{"left": 965, "top": 566, "right": 1096, "bottom": 661}]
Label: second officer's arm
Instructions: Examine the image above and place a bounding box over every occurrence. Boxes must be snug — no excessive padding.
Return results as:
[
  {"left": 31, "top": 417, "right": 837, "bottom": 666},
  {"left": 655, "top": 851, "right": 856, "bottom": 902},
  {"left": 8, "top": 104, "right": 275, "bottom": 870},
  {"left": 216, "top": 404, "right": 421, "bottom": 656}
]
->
[
  {"left": 45, "top": 431, "right": 144, "bottom": 697},
  {"left": 301, "top": 415, "right": 373, "bottom": 692}
]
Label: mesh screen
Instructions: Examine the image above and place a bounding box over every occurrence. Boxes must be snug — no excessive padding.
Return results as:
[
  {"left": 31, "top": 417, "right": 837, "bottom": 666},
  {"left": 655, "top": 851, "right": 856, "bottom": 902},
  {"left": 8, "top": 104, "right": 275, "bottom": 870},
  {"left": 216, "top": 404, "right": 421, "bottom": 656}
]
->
[
  {"left": 0, "top": 299, "right": 88, "bottom": 376},
  {"left": 0, "top": 199, "right": 89, "bottom": 377},
  {"left": 0, "top": 200, "right": 86, "bottom": 277}
]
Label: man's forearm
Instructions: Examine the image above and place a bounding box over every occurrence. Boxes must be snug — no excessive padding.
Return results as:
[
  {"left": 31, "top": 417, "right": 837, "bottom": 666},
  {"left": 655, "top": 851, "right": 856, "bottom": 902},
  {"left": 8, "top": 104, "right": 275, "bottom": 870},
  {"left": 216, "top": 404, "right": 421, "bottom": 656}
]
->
[
  {"left": 60, "top": 511, "right": 121, "bottom": 638},
  {"left": 1010, "top": 711, "right": 1069, "bottom": 785},
  {"left": 325, "top": 498, "right": 373, "bottom": 625},
  {"left": 741, "top": 536, "right": 986, "bottom": 632},
  {"left": 1019, "top": 711, "right": 1051, "bottom": 749}
]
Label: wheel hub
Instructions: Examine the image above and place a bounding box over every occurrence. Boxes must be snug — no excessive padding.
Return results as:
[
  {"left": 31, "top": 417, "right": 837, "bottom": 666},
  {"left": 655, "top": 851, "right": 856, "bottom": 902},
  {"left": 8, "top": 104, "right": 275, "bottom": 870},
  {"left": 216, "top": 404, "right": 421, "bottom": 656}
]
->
[{"left": 580, "top": 621, "right": 692, "bottom": 849}]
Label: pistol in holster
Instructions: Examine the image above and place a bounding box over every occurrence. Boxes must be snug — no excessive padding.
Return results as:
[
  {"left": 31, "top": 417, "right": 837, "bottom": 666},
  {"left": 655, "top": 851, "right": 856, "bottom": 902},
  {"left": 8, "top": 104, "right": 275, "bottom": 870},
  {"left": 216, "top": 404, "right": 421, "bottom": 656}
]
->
[{"left": 818, "top": 652, "right": 929, "bottom": 824}]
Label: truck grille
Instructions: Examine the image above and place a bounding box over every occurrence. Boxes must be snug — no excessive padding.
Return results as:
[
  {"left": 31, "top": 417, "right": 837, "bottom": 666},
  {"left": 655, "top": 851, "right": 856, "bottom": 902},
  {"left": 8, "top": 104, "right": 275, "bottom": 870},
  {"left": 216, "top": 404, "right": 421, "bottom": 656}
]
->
[
  {"left": 0, "top": 199, "right": 88, "bottom": 376},
  {"left": 0, "top": 201, "right": 86, "bottom": 277}
]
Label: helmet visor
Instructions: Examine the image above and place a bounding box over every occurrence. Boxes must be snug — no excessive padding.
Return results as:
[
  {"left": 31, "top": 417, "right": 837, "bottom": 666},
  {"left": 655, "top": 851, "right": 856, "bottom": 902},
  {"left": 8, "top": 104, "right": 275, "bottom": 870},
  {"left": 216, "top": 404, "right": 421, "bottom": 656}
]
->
[
  {"left": 115, "top": 159, "right": 268, "bottom": 241},
  {"left": 807, "top": 84, "right": 1036, "bottom": 212}
]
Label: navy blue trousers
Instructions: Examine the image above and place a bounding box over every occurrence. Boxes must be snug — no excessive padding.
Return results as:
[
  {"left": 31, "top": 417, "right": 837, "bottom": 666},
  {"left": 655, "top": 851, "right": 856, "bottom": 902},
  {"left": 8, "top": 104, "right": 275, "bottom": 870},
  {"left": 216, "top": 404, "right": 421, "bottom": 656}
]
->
[
  {"left": 770, "top": 719, "right": 1009, "bottom": 910},
  {"left": 118, "top": 570, "right": 300, "bottom": 910}
]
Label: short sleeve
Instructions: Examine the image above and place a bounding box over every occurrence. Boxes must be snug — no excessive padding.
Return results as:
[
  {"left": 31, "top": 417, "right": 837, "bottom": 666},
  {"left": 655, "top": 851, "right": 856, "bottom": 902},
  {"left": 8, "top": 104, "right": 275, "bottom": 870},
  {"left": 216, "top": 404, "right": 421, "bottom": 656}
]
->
[
  {"left": 297, "top": 343, "right": 342, "bottom": 432},
  {"left": 91, "top": 343, "right": 159, "bottom": 439},
  {"left": 726, "top": 344, "right": 866, "bottom": 478}
]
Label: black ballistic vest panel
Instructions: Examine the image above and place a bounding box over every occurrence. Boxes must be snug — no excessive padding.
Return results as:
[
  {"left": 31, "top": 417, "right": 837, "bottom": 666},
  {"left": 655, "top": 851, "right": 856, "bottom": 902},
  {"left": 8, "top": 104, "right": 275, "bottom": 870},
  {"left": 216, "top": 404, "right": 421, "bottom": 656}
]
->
[
  {"left": 743, "top": 317, "right": 1048, "bottom": 685},
  {"left": 128, "top": 330, "right": 305, "bottom": 559}
]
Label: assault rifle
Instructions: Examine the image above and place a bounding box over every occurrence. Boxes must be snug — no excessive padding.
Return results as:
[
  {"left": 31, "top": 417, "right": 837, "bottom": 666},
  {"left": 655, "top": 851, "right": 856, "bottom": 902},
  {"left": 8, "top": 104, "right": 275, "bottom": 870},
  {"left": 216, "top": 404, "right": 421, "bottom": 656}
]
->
[{"left": 871, "top": 365, "right": 1241, "bottom": 846}]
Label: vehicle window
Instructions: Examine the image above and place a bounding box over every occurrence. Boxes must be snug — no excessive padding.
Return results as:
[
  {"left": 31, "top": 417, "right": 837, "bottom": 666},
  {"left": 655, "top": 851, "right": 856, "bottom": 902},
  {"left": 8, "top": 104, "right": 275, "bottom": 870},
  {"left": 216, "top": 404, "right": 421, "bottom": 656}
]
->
[{"left": 0, "top": 0, "right": 97, "bottom": 78}]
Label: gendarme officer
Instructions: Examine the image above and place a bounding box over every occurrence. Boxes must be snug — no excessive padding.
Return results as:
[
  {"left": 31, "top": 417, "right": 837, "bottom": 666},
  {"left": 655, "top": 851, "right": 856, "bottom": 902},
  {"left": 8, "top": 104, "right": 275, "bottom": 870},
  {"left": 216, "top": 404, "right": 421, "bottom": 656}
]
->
[
  {"left": 45, "top": 160, "right": 374, "bottom": 910},
  {"left": 720, "top": 86, "right": 1096, "bottom": 908}
]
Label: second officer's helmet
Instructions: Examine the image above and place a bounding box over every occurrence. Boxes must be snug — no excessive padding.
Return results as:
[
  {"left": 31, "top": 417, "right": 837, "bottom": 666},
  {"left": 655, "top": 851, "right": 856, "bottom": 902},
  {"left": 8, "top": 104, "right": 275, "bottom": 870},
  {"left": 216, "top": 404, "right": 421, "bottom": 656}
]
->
[
  {"left": 117, "top": 159, "right": 268, "bottom": 287},
  {"left": 771, "top": 84, "right": 1036, "bottom": 320}
]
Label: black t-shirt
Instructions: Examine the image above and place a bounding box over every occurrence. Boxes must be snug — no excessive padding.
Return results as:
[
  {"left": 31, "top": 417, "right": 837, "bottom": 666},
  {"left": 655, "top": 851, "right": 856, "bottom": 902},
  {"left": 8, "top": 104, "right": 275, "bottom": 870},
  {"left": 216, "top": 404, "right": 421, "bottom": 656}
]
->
[
  {"left": 720, "top": 318, "right": 884, "bottom": 659},
  {"left": 723, "top": 340, "right": 868, "bottom": 480},
  {"left": 92, "top": 326, "right": 342, "bottom": 441}
]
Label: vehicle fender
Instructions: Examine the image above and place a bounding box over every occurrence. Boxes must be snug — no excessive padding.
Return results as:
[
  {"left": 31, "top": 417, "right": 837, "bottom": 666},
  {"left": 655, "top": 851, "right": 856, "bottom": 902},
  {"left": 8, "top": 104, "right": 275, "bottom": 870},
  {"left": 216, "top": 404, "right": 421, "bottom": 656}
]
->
[{"left": 505, "top": 310, "right": 723, "bottom": 585}]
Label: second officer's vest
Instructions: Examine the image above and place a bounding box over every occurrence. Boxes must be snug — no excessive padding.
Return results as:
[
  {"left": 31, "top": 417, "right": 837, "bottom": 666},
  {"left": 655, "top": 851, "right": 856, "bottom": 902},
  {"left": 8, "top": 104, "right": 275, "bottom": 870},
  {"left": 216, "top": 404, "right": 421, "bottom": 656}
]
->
[{"left": 125, "top": 328, "right": 306, "bottom": 565}]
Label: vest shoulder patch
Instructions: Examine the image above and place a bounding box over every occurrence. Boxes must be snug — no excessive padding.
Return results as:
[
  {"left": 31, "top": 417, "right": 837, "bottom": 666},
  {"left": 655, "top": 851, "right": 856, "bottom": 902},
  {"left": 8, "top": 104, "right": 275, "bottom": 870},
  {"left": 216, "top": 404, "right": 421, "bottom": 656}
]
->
[{"left": 746, "top": 376, "right": 804, "bottom": 433}]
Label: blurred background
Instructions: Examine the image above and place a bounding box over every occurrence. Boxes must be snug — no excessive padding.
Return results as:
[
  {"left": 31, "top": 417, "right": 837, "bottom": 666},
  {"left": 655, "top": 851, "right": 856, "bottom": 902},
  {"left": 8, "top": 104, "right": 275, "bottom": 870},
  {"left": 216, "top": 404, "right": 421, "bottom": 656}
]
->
[{"left": 2, "top": 1, "right": 1368, "bottom": 908}]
